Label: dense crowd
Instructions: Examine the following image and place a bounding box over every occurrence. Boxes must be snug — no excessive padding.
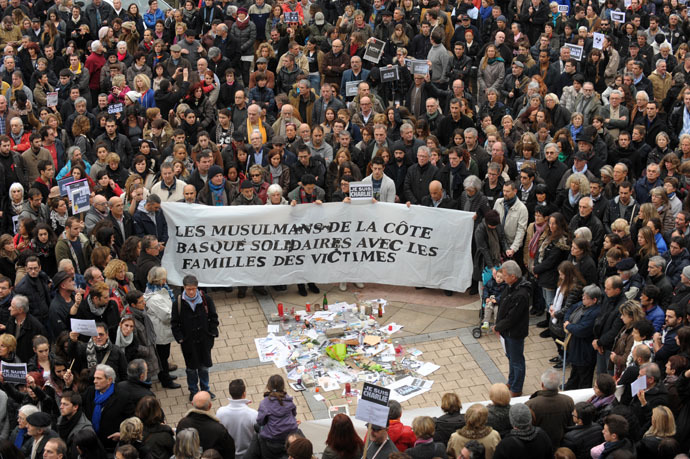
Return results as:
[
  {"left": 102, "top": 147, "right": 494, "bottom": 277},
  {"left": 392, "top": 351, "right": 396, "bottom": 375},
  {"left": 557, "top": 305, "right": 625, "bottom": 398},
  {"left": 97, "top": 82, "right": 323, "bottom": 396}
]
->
[{"left": 0, "top": 0, "right": 690, "bottom": 456}]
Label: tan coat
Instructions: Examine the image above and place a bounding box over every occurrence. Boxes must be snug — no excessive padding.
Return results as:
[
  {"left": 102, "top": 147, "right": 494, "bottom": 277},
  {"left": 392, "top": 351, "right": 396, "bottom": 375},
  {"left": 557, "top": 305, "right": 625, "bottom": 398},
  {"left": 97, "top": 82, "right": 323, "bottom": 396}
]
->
[
  {"left": 447, "top": 427, "right": 501, "bottom": 459},
  {"left": 649, "top": 70, "right": 673, "bottom": 105}
]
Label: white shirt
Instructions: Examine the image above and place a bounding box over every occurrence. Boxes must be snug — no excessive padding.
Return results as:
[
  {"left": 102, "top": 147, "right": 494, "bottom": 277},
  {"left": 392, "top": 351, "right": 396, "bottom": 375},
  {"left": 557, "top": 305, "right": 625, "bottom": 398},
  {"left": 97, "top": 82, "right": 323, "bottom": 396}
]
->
[{"left": 216, "top": 399, "right": 258, "bottom": 459}]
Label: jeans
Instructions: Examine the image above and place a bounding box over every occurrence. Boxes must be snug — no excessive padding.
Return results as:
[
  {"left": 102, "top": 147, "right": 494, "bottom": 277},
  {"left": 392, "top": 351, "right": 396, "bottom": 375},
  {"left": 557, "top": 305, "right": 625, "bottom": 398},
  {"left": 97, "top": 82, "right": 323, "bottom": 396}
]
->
[
  {"left": 307, "top": 73, "right": 321, "bottom": 95},
  {"left": 542, "top": 288, "right": 556, "bottom": 310},
  {"left": 504, "top": 336, "right": 525, "bottom": 393},
  {"left": 186, "top": 366, "right": 210, "bottom": 393},
  {"left": 596, "top": 350, "right": 612, "bottom": 375}
]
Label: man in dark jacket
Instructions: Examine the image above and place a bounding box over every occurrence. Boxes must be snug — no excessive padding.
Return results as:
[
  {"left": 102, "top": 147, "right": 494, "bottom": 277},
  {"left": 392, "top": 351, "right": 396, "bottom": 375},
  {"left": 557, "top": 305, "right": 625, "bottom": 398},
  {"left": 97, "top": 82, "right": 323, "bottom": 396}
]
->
[
  {"left": 116, "top": 359, "right": 159, "bottom": 418},
  {"left": 5, "top": 294, "right": 47, "bottom": 363},
  {"left": 56, "top": 391, "right": 95, "bottom": 459},
  {"left": 133, "top": 194, "right": 168, "bottom": 244},
  {"left": 663, "top": 237, "right": 690, "bottom": 286},
  {"left": 81, "top": 364, "right": 127, "bottom": 453},
  {"left": 177, "top": 391, "right": 235, "bottom": 457},
  {"left": 420, "top": 180, "right": 456, "bottom": 209},
  {"left": 525, "top": 369, "right": 575, "bottom": 447},
  {"left": 134, "top": 235, "right": 162, "bottom": 291},
  {"left": 493, "top": 260, "right": 530, "bottom": 397},
  {"left": 592, "top": 276, "right": 625, "bottom": 375},
  {"left": 646, "top": 256, "right": 674, "bottom": 309},
  {"left": 493, "top": 403, "right": 553, "bottom": 459},
  {"left": 171, "top": 275, "right": 219, "bottom": 400},
  {"left": 536, "top": 144, "right": 568, "bottom": 200},
  {"left": 107, "top": 196, "right": 133, "bottom": 255},
  {"left": 22, "top": 412, "right": 58, "bottom": 459},
  {"left": 404, "top": 146, "right": 438, "bottom": 205},
  {"left": 14, "top": 256, "right": 51, "bottom": 324},
  {"left": 568, "top": 197, "right": 606, "bottom": 256},
  {"left": 562, "top": 402, "right": 604, "bottom": 459},
  {"left": 598, "top": 414, "right": 636, "bottom": 459},
  {"left": 290, "top": 145, "right": 326, "bottom": 190},
  {"left": 628, "top": 363, "right": 669, "bottom": 430},
  {"left": 154, "top": 73, "right": 191, "bottom": 121}
]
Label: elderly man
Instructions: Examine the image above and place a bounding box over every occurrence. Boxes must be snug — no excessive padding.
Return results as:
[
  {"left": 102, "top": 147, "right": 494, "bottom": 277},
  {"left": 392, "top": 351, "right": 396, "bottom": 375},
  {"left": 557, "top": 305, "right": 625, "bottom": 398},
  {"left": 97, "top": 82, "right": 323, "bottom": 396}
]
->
[
  {"left": 340, "top": 56, "right": 369, "bottom": 100},
  {"left": 107, "top": 196, "right": 132, "bottom": 252},
  {"left": 421, "top": 97, "right": 442, "bottom": 133},
  {"left": 493, "top": 260, "right": 531, "bottom": 397},
  {"left": 569, "top": 196, "right": 606, "bottom": 255},
  {"left": 391, "top": 123, "right": 424, "bottom": 163},
  {"left": 181, "top": 184, "right": 199, "bottom": 203},
  {"left": 494, "top": 181, "right": 528, "bottom": 261},
  {"left": 177, "top": 391, "right": 235, "bottom": 456},
  {"left": 634, "top": 162, "right": 663, "bottom": 204},
  {"left": 421, "top": 180, "right": 455, "bottom": 209},
  {"left": 649, "top": 59, "right": 673, "bottom": 105},
  {"left": 592, "top": 275, "right": 626, "bottom": 375},
  {"left": 629, "top": 363, "right": 669, "bottom": 427},
  {"left": 646, "top": 256, "right": 673, "bottom": 308},
  {"left": 5, "top": 294, "right": 47, "bottom": 362},
  {"left": 365, "top": 422, "right": 399, "bottom": 459},
  {"left": 601, "top": 90, "right": 629, "bottom": 139},
  {"left": 81, "top": 364, "right": 127, "bottom": 453},
  {"left": 24, "top": 411, "right": 57, "bottom": 458},
  {"left": 404, "top": 146, "right": 438, "bottom": 205},
  {"left": 272, "top": 104, "right": 302, "bottom": 138},
  {"left": 351, "top": 95, "right": 377, "bottom": 130},
  {"left": 525, "top": 369, "right": 575, "bottom": 446},
  {"left": 84, "top": 194, "right": 109, "bottom": 234},
  {"left": 133, "top": 194, "right": 168, "bottom": 243},
  {"left": 321, "top": 39, "right": 349, "bottom": 87}
]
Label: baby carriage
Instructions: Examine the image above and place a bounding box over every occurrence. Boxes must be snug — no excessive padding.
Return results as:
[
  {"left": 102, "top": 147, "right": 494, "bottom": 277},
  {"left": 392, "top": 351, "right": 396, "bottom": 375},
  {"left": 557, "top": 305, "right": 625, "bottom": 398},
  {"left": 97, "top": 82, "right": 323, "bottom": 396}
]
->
[{"left": 472, "top": 266, "right": 501, "bottom": 339}]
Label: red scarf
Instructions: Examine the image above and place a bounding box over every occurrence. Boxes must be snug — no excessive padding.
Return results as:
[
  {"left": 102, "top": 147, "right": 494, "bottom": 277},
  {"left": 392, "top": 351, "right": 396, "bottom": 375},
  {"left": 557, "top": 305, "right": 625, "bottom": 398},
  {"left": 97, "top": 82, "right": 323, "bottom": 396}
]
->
[
  {"left": 236, "top": 16, "right": 250, "bottom": 30},
  {"left": 117, "top": 51, "right": 127, "bottom": 61}
]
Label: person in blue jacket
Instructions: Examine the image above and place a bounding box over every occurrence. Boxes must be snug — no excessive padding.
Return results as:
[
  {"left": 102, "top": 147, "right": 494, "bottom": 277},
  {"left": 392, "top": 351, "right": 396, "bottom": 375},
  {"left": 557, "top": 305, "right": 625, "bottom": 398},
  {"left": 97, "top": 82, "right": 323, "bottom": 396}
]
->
[{"left": 143, "top": 0, "right": 166, "bottom": 29}]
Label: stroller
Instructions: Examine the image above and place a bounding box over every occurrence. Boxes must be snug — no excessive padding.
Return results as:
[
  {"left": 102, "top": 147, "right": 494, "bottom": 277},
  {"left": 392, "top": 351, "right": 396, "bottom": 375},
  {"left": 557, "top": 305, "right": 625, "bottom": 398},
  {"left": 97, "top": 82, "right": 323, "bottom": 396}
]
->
[{"left": 472, "top": 266, "right": 503, "bottom": 339}]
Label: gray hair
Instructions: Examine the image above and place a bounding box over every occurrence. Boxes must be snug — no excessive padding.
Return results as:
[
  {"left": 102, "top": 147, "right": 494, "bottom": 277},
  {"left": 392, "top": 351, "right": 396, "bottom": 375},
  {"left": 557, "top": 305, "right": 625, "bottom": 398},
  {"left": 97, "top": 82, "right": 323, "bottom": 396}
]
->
[
  {"left": 487, "top": 162, "right": 502, "bottom": 173},
  {"left": 216, "top": 24, "right": 228, "bottom": 33},
  {"left": 12, "top": 294, "right": 29, "bottom": 314},
  {"left": 96, "top": 364, "right": 116, "bottom": 382},
  {"left": 582, "top": 284, "right": 602, "bottom": 301},
  {"left": 267, "top": 184, "right": 283, "bottom": 196},
  {"left": 527, "top": 81, "right": 539, "bottom": 91},
  {"left": 656, "top": 58, "right": 667, "bottom": 68},
  {"left": 298, "top": 79, "right": 310, "bottom": 89},
  {"left": 541, "top": 368, "right": 561, "bottom": 391},
  {"left": 9, "top": 182, "right": 24, "bottom": 194},
  {"left": 486, "top": 87, "right": 499, "bottom": 96},
  {"left": 464, "top": 127, "right": 478, "bottom": 137},
  {"left": 126, "top": 359, "right": 147, "bottom": 380},
  {"left": 147, "top": 266, "right": 167, "bottom": 285},
  {"left": 640, "top": 362, "right": 661, "bottom": 383},
  {"left": 58, "top": 259, "right": 74, "bottom": 272},
  {"left": 579, "top": 196, "right": 593, "bottom": 209},
  {"left": 74, "top": 97, "right": 86, "bottom": 106},
  {"left": 574, "top": 226, "right": 592, "bottom": 241},
  {"left": 207, "top": 47, "right": 220, "bottom": 59},
  {"left": 463, "top": 175, "right": 481, "bottom": 191},
  {"left": 67, "top": 146, "right": 81, "bottom": 161},
  {"left": 417, "top": 146, "right": 430, "bottom": 157},
  {"left": 400, "top": 123, "right": 413, "bottom": 134},
  {"left": 545, "top": 93, "right": 559, "bottom": 104},
  {"left": 500, "top": 260, "right": 522, "bottom": 278},
  {"left": 175, "top": 428, "right": 201, "bottom": 458},
  {"left": 544, "top": 142, "right": 559, "bottom": 152},
  {"left": 649, "top": 256, "right": 666, "bottom": 270},
  {"left": 610, "top": 89, "right": 623, "bottom": 98},
  {"left": 637, "top": 91, "right": 649, "bottom": 102}
]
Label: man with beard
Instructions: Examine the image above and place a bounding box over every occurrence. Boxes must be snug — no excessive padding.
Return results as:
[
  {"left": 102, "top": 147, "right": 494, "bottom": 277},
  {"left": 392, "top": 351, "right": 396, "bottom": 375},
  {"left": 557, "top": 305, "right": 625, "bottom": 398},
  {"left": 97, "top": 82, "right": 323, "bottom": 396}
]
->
[{"left": 56, "top": 392, "right": 94, "bottom": 458}]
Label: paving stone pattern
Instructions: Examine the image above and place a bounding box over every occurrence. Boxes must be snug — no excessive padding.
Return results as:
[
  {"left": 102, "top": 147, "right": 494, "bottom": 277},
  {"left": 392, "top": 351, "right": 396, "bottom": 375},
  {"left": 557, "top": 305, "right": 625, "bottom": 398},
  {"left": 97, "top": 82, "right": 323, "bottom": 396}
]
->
[{"left": 156, "top": 285, "right": 559, "bottom": 427}]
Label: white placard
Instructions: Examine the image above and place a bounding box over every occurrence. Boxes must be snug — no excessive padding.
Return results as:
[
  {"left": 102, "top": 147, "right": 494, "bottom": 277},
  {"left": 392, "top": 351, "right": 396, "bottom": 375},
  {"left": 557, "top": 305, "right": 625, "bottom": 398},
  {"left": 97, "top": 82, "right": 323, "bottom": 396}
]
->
[
  {"left": 355, "top": 383, "right": 390, "bottom": 426},
  {"left": 108, "top": 103, "right": 123, "bottom": 114},
  {"left": 611, "top": 11, "right": 625, "bottom": 23},
  {"left": 161, "top": 202, "right": 475, "bottom": 291},
  {"left": 70, "top": 318, "right": 99, "bottom": 336},
  {"left": 565, "top": 43, "right": 584, "bottom": 61},
  {"left": 592, "top": 32, "right": 605, "bottom": 50},
  {"left": 558, "top": 4, "right": 568, "bottom": 13},
  {"left": 349, "top": 181, "right": 373, "bottom": 201},
  {"left": 345, "top": 80, "right": 361, "bottom": 97},
  {"left": 46, "top": 91, "right": 58, "bottom": 107},
  {"left": 631, "top": 375, "right": 647, "bottom": 396}
]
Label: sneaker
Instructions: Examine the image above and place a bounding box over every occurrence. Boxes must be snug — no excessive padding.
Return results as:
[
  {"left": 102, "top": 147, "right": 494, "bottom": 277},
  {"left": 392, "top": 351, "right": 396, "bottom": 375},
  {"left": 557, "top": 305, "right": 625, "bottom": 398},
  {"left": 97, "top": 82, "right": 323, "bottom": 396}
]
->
[
  {"left": 339, "top": 282, "right": 347, "bottom": 291},
  {"left": 355, "top": 282, "right": 364, "bottom": 288},
  {"left": 481, "top": 321, "right": 489, "bottom": 330}
]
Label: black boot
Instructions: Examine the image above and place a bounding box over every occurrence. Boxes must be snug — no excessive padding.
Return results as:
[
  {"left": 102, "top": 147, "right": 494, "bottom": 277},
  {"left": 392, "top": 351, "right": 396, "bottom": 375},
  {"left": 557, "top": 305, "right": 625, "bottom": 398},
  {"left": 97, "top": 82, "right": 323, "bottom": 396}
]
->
[
  {"left": 298, "top": 284, "right": 308, "bottom": 296},
  {"left": 307, "top": 283, "right": 320, "bottom": 293},
  {"left": 238, "top": 286, "right": 247, "bottom": 298}
]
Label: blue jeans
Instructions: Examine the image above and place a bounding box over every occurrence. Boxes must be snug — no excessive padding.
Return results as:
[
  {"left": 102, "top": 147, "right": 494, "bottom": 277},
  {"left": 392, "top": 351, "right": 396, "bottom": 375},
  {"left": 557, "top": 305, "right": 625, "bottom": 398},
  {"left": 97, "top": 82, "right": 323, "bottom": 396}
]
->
[
  {"left": 504, "top": 337, "right": 525, "bottom": 393},
  {"left": 596, "top": 350, "right": 612, "bottom": 376},
  {"left": 308, "top": 73, "right": 321, "bottom": 95},
  {"left": 542, "top": 288, "right": 556, "bottom": 310},
  {"left": 186, "top": 367, "right": 210, "bottom": 393}
]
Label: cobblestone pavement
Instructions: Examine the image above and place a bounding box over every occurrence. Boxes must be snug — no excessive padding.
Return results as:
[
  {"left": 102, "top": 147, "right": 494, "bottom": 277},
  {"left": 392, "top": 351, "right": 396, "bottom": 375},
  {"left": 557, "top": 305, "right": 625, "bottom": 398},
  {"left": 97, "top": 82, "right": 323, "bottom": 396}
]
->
[{"left": 154, "top": 284, "right": 558, "bottom": 427}]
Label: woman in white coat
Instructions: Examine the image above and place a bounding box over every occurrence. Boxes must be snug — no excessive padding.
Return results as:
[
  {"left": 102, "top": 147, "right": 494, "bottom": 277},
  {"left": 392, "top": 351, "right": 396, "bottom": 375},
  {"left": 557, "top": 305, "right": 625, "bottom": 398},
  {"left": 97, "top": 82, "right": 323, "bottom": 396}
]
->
[{"left": 144, "top": 266, "right": 181, "bottom": 388}]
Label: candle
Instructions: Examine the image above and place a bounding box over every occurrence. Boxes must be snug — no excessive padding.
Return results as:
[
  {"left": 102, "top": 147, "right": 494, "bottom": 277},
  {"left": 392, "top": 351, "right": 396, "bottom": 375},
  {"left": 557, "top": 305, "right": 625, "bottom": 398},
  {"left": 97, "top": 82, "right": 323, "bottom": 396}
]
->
[{"left": 278, "top": 303, "right": 284, "bottom": 317}]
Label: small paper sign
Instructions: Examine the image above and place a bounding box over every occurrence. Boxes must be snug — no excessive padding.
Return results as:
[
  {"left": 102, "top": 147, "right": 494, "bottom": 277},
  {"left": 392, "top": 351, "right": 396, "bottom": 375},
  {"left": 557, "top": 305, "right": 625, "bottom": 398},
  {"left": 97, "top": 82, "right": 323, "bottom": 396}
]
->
[
  {"left": 108, "top": 103, "right": 123, "bottom": 114},
  {"left": 558, "top": 4, "right": 568, "bottom": 13},
  {"left": 411, "top": 59, "right": 430, "bottom": 75},
  {"left": 380, "top": 65, "right": 400, "bottom": 83},
  {"left": 611, "top": 11, "right": 625, "bottom": 23},
  {"left": 631, "top": 374, "right": 647, "bottom": 396},
  {"left": 71, "top": 318, "right": 99, "bottom": 336},
  {"left": 46, "top": 91, "right": 58, "bottom": 107},
  {"left": 345, "top": 80, "right": 361, "bottom": 97},
  {"left": 349, "top": 181, "right": 373, "bottom": 201},
  {"left": 565, "top": 43, "right": 584, "bottom": 61},
  {"left": 624, "top": 0, "right": 631, "bottom": 6},
  {"left": 58, "top": 176, "right": 74, "bottom": 197},
  {"left": 592, "top": 32, "right": 605, "bottom": 50},
  {"left": 1, "top": 362, "right": 27, "bottom": 384},
  {"left": 363, "top": 38, "right": 386, "bottom": 64},
  {"left": 11, "top": 215, "right": 18, "bottom": 234},
  {"left": 355, "top": 382, "right": 390, "bottom": 426},
  {"left": 285, "top": 11, "right": 299, "bottom": 23},
  {"left": 66, "top": 179, "right": 91, "bottom": 214}
]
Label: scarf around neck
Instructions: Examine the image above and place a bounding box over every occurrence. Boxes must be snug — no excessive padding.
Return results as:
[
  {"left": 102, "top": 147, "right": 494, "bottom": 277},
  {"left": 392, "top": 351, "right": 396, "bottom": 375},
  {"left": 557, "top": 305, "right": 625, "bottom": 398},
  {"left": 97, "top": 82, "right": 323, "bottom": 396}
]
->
[
  {"left": 86, "top": 337, "right": 111, "bottom": 369},
  {"left": 270, "top": 164, "right": 283, "bottom": 183},
  {"left": 115, "top": 325, "right": 133, "bottom": 349},
  {"left": 182, "top": 290, "right": 202, "bottom": 311},
  {"left": 209, "top": 178, "right": 227, "bottom": 206},
  {"left": 92, "top": 383, "right": 114, "bottom": 433},
  {"left": 529, "top": 222, "right": 546, "bottom": 258},
  {"left": 87, "top": 295, "right": 107, "bottom": 317}
]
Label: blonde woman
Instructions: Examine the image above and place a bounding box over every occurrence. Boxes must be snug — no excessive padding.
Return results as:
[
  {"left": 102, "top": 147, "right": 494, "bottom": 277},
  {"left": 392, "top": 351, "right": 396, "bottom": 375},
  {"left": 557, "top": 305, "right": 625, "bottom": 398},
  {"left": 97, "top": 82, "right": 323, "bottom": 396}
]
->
[
  {"left": 104, "top": 259, "right": 135, "bottom": 312},
  {"left": 638, "top": 406, "right": 676, "bottom": 456},
  {"left": 557, "top": 173, "right": 590, "bottom": 221},
  {"left": 133, "top": 73, "right": 155, "bottom": 109}
]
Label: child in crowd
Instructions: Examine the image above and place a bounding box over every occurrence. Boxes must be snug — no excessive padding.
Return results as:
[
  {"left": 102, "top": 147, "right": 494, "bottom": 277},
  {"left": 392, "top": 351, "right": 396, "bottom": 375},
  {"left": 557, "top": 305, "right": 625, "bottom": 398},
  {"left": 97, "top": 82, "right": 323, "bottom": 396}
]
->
[
  {"left": 257, "top": 374, "right": 299, "bottom": 444},
  {"left": 482, "top": 268, "right": 505, "bottom": 330}
]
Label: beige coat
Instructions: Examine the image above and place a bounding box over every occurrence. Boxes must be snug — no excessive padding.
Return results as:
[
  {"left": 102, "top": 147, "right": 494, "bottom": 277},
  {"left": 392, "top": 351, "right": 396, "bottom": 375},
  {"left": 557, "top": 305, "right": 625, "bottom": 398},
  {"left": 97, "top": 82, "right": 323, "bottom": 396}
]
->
[{"left": 447, "top": 427, "right": 501, "bottom": 459}]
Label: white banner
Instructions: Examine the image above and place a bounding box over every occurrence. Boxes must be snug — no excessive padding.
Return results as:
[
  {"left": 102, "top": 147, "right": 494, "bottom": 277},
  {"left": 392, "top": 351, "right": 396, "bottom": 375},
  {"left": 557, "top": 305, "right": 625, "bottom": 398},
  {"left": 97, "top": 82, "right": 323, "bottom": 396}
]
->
[{"left": 160, "top": 202, "right": 474, "bottom": 291}]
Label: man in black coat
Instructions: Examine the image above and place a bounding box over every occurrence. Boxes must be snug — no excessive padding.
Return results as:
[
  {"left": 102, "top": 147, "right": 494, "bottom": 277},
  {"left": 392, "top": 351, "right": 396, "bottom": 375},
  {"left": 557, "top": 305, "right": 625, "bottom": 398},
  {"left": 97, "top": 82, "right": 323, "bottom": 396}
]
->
[
  {"left": 177, "top": 391, "right": 235, "bottom": 458},
  {"left": 14, "top": 256, "right": 51, "bottom": 324},
  {"left": 629, "top": 363, "right": 669, "bottom": 430},
  {"left": 135, "top": 235, "right": 162, "bottom": 291},
  {"left": 562, "top": 402, "right": 605, "bottom": 459},
  {"left": 404, "top": 146, "right": 438, "bottom": 205},
  {"left": 154, "top": 73, "right": 191, "bottom": 121},
  {"left": 171, "top": 275, "right": 219, "bottom": 400},
  {"left": 493, "top": 260, "right": 531, "bottom": 397},
  {"left": 22, "top": 412, "right": 58, "bottom": 459},
  {"left": 592, "top": 275, "right": 625, "bottom": 376},
  {"left": 386, "top": 147, "right": 411, "bottom": 202},
  {"left": 536, "top": 143, "right": 568, "bottom": 200},
  {"left": 568, "top": 197, "right": 606, "bottom": 256},
  {"left": 5, "top": 294, "right": 47, "bottom": 363},
  {"left": 290, "top": 145, "right": 326, "bottom": 190},
  {"left": 116, "top": 359, "right": 159, "bottom": 418},
  {"left": 437, "top": 149, "right": 469, "bottom": 201},
  {"left": 81, "top": 364, "right": 128, "bottom": 454},
  {"left": 106, "top": 196, "right": 133, "bottom": 254},
  {"left": 421, "top": 180, "right": 456, "bottom": 209}
]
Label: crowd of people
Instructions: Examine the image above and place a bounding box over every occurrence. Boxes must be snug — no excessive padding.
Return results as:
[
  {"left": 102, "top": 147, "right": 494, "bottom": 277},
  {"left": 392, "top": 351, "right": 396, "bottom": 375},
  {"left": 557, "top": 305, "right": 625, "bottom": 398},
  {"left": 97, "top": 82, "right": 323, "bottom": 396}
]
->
[{"left": 0, "top": 0, "right": 689, "bottom": 455}]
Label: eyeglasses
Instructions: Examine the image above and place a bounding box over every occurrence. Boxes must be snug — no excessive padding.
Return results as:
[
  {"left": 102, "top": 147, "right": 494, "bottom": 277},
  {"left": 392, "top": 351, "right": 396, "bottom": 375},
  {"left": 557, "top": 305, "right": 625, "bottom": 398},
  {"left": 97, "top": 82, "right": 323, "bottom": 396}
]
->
[{"left": 250, "top": 173, "right": 261, "bottom": 177}]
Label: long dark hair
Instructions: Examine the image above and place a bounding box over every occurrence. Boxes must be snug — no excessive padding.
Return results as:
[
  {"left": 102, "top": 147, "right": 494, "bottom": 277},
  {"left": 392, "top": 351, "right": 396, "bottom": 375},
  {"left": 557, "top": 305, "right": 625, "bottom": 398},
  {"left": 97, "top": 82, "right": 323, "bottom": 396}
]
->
[
  {"left": 264, "top": 374, "right": 287, "bottom": 404},
  {"left": 326, "top": 413, "right": 364, "bottom": 457},
  {"left": 73, "top": 428, "right": 107, "bottom": 458},
  {"left": 557, "top": 260, "right": 585, "bottom": 295},
  {"left": 547, "top": 212, "right": 569, "bottom": 243}
]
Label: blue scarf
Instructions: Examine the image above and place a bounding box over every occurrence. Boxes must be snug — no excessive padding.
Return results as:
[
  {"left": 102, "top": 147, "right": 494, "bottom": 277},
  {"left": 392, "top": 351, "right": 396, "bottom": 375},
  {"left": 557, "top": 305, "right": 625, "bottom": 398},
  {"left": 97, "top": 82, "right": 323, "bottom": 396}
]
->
[
  {"left": 92, "top": 383, "right": 115, "bottom": 433},
  {"left": 146, "top": 283, "right": 175, "bottom": 303},
  {"left": 568, "top": 190, "right": 581, "bottom": 206},
  {"left": 13, "top": 427, "right": 25, "bottom": 448},
  {"left": 182, "top": 290, "right": 202, "bottom": 312},
  {"left": 209, "top": 178, "right": 227, "bottom": 206}
]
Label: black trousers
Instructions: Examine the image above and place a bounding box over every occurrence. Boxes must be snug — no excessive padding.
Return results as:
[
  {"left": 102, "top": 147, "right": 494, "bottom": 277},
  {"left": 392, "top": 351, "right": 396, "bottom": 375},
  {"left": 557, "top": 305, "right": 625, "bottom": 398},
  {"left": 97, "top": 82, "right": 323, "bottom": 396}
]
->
[
  {"left": 564, "top": 363, "right": 595, "bottom": 390},
  {"left": 156, "top": 343, "right": 172, "bottom": 382}
]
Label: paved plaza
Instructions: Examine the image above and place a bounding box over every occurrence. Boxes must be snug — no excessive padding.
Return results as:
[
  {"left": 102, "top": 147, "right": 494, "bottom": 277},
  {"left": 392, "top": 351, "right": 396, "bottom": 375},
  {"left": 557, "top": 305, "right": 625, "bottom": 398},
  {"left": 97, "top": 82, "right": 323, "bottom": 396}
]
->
[{"left": 154, "top": 284, "right": 560, "bottom": 427}]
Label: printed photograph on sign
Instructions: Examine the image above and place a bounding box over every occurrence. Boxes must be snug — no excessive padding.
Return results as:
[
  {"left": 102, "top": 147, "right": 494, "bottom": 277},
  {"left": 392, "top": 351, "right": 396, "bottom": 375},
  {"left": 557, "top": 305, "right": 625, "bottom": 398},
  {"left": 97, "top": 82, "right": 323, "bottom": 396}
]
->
[
  {"left": 285, "top": 11, "right": 299, "bottom": 22},
  {"left": 592, "top": 32, "right": 604, "bottom": 50}
]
